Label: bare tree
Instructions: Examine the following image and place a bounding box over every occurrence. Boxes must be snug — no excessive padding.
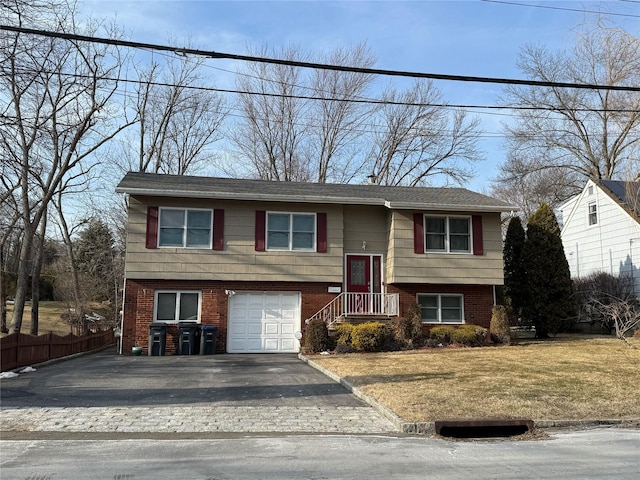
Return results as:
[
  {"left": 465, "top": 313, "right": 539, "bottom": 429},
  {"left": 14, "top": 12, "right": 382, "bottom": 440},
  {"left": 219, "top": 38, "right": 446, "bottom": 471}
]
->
[
  {"left": 368, "top": 80, "right": 481, "bottom": 186},
  {"left": 132, "top": 48, "right": 228, "bottom": 175},
  {"left": 307, "top": 44, "right": 376, "bottom": 183},
  {"left": 494, "top": 22, "right": 640, "bottom": 208},
  {"left": 593, "top": 295, "right": 640, "bottom": 344},
  {"left": 232, "top": 44, "right": 311, "bottom": 181},
  {"left": 0, "top": 0, "right": 135, "bottom": 333}
]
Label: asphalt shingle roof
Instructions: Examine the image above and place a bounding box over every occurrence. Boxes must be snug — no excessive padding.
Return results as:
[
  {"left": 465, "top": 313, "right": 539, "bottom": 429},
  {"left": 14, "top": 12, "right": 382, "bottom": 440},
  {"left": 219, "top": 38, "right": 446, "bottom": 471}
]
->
[
  {"left": 116, "top": 172, "right": 516, "bottom": 212},
  {"left": 600, "top": 180, "right": 640, "bottom": 218}
]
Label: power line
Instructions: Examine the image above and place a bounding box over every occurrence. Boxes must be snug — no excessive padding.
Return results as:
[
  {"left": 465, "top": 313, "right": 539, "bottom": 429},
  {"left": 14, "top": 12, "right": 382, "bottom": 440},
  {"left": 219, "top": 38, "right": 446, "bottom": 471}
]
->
[
  {"left": 16, "top": 67, "right": 639, "bottom": 114},
  {"left": 2, "top": 24, "right": 639, "bottom": 92},
  {"left": 481, "top": 0, "right": 640, "bottom": 18}
]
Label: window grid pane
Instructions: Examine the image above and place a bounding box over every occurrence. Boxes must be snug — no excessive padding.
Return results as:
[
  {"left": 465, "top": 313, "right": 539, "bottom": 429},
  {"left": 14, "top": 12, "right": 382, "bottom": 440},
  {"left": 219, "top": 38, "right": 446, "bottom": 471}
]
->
[
  {"left": 418, "top": 294, "right": 463, "bottom": 323},
  {"left": 267, "top": 213, "right": 316, "bottom": 250},
  {"left": 159, "top": 209, "right": 212, "bottom": 248},
  {"left": 156, "top": 293, "right": 177, "bottom": 321},
  {"left": 178, "top": 293, "right": 199, "bottom": 321}
]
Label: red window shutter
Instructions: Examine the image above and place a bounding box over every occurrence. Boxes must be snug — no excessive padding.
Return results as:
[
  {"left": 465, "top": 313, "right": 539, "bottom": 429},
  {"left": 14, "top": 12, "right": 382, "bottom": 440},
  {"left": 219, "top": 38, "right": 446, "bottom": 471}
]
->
[
  {"left": 413, "top": 213, "right": 424, "bottom": 254},
  {"left": 146, "top": 206, "right": 158, "bottom": 249},
  {"left": 317, "top": 212, "right": 327, "bottom": 253},
  {"left": 212, "top": 209, "right": 224, "bottom": 250},
  {"left": 472, "top": 215, "right": 484, "bottom": 256},
  {"left": 255, "top": 210, "right": 266, "bottom": 251}
]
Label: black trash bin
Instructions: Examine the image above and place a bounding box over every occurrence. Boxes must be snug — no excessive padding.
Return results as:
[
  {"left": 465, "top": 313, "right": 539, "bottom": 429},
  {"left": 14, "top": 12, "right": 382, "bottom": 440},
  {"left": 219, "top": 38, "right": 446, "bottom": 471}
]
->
[
  {"left": 178, "top": 321, "right": 199, "bottom": 355},
  {"left": 199, "top": 325, "right": 218, "bottom": 355},
  {"left": 148, "top": 323, "right": 167, "bottom": 356}
]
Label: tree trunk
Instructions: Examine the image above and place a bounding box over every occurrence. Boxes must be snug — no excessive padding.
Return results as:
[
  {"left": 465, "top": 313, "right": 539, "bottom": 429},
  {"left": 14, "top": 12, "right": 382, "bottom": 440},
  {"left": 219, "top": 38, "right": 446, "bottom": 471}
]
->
[
  {"left": 8, "top": 224, "right": 35, "bottom": 334},
  {"left": 29, "top": 215, "right": 47, "bottom": 336}
]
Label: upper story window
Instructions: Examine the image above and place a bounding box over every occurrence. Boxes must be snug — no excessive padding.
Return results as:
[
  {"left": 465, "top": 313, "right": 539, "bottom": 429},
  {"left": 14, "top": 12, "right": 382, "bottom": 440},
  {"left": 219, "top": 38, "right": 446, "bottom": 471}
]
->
[
  {"left": 154, "top": 290, "right": 201, "bottom": 323},
  {"left": 425, "top": 216, "right": 471, "bottom": 253},
  {"left": 418, "top": 294, "right": 464, "bottom": 324},
  {"left": 159, "top": 208, "right": 212, "bottom": 248},
  {"left": 267, "top": 212, "right": 316, "bottom": 251},
  {"left": 588, "top": 203, "right": 598, "bottom": 226}
]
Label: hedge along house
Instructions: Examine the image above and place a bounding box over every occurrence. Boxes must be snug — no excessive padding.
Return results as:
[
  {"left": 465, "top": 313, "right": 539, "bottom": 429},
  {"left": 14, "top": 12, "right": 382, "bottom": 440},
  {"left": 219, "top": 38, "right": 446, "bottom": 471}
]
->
[{"left": 116, "top": 172, "right": 516, "bottom": 354}]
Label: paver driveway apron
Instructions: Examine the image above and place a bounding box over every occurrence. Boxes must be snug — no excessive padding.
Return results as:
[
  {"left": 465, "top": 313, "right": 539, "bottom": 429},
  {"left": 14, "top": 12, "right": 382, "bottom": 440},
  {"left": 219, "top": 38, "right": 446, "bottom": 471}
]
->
[{"left": 0, "top": 348, "right": 396, "bottom": 434}]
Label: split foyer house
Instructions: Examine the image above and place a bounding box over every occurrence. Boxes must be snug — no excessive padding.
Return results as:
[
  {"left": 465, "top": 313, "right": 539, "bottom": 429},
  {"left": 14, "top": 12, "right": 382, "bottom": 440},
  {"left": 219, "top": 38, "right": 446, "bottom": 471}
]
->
[
  {"left": 116, "top": 172, "right": 516, "bottom": 354},
  {"left": 560, "top": 179, "right": 640, "bottom": 297}
]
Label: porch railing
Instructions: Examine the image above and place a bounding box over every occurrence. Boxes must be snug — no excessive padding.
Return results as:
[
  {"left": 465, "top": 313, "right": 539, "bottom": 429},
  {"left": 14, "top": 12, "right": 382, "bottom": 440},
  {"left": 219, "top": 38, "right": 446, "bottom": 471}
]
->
[{"left": 305, "top": 292, "right": 399, "bottom": 328}]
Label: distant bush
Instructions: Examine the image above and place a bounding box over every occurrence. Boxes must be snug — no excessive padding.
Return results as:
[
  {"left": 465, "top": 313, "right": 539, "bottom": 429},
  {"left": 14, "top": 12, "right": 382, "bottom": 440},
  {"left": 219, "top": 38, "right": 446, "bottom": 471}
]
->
[
  {"left": 429, "top": 325, "right": 456, "bottom": 344},
  {"left": 351, "top": 322, "right": 390, "bottom": 352},
  {"left": 451, "top": 324, "right": 488, "bottom": 347},
  {"left": 304, "top": 318, "right": 329, "bottom": 353},
  {"left": 490, "top": 305, "right": 512, "bottom": 344},
  {"left": 428, "top": 324, "right": 488, "bottom": 347}
]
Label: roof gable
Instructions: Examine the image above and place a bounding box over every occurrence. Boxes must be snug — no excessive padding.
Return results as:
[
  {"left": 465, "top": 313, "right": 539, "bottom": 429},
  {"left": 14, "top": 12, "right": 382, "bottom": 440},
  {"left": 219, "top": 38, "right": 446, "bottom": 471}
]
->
[
  {"left": 115, "top": 172, "right": 516, "bottom": 213},
  {"left": 599, "top": 180, "right": 640, "bottom": 221}
]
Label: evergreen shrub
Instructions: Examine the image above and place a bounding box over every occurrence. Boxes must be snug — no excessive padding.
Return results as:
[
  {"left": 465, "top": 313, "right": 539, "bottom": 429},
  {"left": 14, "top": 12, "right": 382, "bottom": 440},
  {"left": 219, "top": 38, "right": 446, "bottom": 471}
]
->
[
  {"left": 351, "top": 322, "right": 389, "bottom": 352},
  {"left": 450, "top": 324, "right": 488, "bottom": 346},
  {"left": 490, "top": 305, "right": 512, "bottom": 344},
  {"left": 304, "top": 318, "right": 329, "bottom": 353},
  {"left": 429, "top": 325, "right": 456, "bottom": 344}
]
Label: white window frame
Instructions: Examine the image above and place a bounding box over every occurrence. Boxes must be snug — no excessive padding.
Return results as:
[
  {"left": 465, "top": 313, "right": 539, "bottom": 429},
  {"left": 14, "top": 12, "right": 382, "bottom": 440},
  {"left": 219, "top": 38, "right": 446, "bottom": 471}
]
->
[
  {"left": 417, "top": 293, "right": 465, "bottom": 324},
  {"left": 587, "top": 202, "right": 598, "bottom": 226},
  {"left": 266, "top": 211, "right": 316, "bottom": 251},
  {"left": 153, "top": 290, "right": 202, "bottom": 324},
  {"left": 424, "top": 215, "right": 472, "bottom": 254},
  {"left": 158, "top": 207, "right": 213, "bottom": 249}
]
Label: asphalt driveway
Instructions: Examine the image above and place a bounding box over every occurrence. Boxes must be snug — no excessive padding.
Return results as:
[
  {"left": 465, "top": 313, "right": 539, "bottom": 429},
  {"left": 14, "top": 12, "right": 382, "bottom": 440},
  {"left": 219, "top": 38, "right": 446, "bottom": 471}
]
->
[{"left": 1, "top": 346, "right": 365, "bottom": 409}]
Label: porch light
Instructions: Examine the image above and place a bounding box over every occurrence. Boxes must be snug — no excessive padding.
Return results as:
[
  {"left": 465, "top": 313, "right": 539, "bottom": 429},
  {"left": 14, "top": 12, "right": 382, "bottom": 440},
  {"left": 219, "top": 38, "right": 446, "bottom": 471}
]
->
[{"left": 362, "top": 241, "right": 367, "bottom": 250}]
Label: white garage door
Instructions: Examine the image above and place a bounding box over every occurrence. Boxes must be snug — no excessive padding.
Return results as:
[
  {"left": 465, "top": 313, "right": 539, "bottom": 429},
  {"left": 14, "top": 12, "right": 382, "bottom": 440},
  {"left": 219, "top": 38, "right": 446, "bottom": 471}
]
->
[{"left": 227, "top": 292, "right": 301, "bottom": 353}]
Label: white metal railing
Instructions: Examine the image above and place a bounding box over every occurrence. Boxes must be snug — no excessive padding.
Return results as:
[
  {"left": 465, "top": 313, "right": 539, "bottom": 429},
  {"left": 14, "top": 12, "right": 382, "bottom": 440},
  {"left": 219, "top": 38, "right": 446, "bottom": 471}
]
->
[{"left": 305, "top": 292, "right": 399, "bottom": 328}]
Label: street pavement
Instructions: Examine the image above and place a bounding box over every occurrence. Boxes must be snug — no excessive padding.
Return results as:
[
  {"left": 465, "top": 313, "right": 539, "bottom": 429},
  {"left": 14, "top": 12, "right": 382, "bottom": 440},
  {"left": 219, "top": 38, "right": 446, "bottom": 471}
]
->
[{"left": 0, "top": 347, "right": 396, "bottom": 434}]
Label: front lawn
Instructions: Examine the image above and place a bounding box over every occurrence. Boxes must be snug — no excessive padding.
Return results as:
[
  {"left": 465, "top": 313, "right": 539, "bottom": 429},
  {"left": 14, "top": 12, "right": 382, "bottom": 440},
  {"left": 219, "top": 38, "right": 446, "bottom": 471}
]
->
[{"left": 310, "top": 335, "right": 640, "bottom": 422}]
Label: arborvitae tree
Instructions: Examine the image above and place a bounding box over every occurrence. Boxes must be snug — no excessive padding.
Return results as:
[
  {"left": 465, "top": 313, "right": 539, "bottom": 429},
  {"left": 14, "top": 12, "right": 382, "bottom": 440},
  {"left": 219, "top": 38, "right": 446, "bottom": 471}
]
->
[
  {"left": 503, "top": 216, "right": 527, "bottom": 320},
  {"left": 522, "top": 203, "right": 576, "bottom": 337},
  {"left": 74, "top": 219, "right": 118, "bottom": 303}
]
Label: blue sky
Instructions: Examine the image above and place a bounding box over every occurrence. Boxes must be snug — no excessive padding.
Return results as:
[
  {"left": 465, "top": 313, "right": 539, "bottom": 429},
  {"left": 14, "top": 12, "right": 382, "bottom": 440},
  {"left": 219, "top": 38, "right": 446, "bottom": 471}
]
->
[{"left": 83, "top": 0, "right": 640, "bottom": 191}]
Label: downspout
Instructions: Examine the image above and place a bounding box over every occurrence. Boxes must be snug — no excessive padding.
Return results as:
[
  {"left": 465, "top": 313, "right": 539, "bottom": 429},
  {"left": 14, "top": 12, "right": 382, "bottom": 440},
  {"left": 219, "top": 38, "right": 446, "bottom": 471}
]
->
[{"left": 119, "top": 276, "right": 126, "bottom": 355}]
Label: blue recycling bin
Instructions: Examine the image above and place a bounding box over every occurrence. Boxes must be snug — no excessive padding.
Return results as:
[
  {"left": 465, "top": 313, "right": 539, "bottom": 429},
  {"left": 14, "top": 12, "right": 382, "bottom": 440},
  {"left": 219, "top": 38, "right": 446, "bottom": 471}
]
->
[{"left": 199, "top": 325, "right": 218, "bottom": 355}]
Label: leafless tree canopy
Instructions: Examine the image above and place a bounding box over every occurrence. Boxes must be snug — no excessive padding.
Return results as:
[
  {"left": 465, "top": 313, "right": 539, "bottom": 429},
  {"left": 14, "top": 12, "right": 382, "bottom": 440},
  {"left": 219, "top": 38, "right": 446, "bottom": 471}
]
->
[
  {"left": 132, "top": 48, "right": 229, "bottom": 175},
  {"left": 369, "top": 80, "right": 481, "bottom": 187},
  {"left": 493, "top": 22, "right": 640, "bottom": 210},
  {"left": 0, "top": 0, "right": 133, "bottom": 333},
  {"left": 231, "top": 44, "right": 481, "bottom": 186}
]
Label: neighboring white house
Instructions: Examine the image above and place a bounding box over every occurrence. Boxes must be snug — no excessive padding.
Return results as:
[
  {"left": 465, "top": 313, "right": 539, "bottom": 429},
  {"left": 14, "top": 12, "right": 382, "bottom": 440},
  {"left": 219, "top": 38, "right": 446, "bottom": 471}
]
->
[{"left": 559, "top": 179, "right": 640, "bottom": 297}]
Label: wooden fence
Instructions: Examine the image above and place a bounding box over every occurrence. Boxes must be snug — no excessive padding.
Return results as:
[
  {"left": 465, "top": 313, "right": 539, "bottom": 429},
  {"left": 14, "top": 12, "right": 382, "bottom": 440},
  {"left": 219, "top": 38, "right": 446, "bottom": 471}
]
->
[{"left": 0, "top": 330, "right": 115, "bottom": 372}]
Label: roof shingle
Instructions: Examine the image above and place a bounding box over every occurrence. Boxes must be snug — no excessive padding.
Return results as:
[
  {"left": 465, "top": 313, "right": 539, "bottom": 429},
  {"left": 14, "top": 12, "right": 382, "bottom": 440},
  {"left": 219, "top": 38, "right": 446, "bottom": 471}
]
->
[{"left": 116, "top": 172, "right": 516, "bottom": 212}]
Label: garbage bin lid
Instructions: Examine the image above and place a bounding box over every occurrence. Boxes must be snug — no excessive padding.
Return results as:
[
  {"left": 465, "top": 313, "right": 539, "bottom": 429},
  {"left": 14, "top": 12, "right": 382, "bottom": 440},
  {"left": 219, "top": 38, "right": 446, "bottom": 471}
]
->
[{"left": 200, "top": 324, "right": 218, "bottom": 330}]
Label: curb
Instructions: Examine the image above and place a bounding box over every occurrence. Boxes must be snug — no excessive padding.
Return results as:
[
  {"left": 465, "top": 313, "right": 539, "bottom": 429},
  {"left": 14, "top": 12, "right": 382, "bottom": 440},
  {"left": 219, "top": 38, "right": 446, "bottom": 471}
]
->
[{"left": 300, "top": 354, "right": 640, "bottom": 436}]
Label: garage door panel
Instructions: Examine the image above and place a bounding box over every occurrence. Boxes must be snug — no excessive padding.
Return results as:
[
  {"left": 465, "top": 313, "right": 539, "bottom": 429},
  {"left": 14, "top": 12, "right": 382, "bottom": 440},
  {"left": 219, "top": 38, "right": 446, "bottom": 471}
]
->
[{"left": 227, "top": 292, "right": 301, "bottom": 353}]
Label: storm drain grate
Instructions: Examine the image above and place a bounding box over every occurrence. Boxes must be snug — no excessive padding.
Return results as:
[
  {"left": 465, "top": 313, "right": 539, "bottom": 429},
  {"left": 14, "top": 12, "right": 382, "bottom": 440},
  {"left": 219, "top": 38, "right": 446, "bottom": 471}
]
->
[{"left": 435, "top": 418, "right": 534, "bottom": 438}]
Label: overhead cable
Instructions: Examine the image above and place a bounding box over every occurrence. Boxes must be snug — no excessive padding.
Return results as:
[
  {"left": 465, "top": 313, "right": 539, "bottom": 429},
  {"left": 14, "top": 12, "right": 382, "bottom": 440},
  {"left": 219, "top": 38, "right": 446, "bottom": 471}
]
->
[{"left": 1, "top": 24, "right": 639, "bottom": 92}]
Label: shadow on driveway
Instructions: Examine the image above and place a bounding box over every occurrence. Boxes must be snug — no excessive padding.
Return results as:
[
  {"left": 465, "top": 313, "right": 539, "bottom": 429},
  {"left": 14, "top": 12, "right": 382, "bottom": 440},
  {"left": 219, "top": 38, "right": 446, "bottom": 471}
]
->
[{"left": 0, "top": 347, "right": 364, "bottom": 409}]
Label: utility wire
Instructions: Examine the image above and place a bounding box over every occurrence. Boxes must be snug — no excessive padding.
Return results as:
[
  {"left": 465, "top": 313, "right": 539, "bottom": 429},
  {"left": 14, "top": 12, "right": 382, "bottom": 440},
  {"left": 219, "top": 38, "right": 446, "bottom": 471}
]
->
[
  {"left": 481, "top": 0, "right": 640, "bottom": 18},
  {"left": 2, "top": 24, "right": 640, "bottom": 92},
  {"left": 15, "top": 67, "right": 640, "bottom": 114}
]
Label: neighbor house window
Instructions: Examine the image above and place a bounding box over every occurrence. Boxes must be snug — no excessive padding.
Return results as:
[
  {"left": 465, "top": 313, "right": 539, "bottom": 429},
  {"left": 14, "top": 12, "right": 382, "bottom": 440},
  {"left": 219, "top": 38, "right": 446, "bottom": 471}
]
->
[
  {"left": 424, "top": 216, "right": 471, "bottom": 253},
  {"left": 267, "top": 212, "right": 316, "bottom": 251},
  {"left": 154, "top": 291, "right": 201, "bottom": 323},
  {"left": 159, "top": 208, "right": 212, "bottom": 248},
  {"left": 588, "top": 203, "right": 597, "bottom": 226},
  {"left": 417, "top": 294, "right": 464, "bottom": 323}
]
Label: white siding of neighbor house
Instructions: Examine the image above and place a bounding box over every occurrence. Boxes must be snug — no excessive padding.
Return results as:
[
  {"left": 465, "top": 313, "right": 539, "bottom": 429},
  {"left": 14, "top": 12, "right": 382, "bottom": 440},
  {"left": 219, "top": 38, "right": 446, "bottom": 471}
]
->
[{"left": 560, "top": 180, "right": 640, "bottom": 296}]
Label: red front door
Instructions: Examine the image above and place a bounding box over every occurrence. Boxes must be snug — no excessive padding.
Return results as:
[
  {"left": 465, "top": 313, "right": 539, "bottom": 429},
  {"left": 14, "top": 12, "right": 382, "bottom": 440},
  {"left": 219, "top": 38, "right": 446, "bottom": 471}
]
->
[
  {"left": 346, "top": 255, "right": 383, "bottom": 314},
  {"left": 347, "top": 255, "right": 370, "bottom": 293}
]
